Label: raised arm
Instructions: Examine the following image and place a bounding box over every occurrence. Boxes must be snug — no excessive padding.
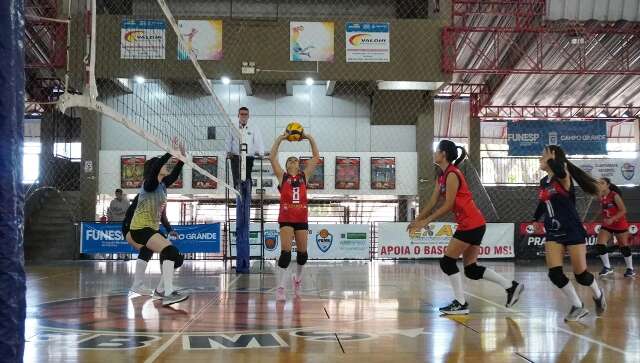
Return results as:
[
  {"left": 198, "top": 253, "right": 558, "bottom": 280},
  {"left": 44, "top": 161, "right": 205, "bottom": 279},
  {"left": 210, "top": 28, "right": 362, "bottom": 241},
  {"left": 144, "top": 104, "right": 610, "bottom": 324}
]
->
[
  {"left": 143, "top": 153, "right": 172, "bottom": 191},
  {"left": 269, "top": 133, "right": 287, "bottom": 185},
  {"left": 302, "top": 133, "right": 320, "bottom": 177},
  {"left": 162, "top": 139, "right": 186, "bottom": 187}
]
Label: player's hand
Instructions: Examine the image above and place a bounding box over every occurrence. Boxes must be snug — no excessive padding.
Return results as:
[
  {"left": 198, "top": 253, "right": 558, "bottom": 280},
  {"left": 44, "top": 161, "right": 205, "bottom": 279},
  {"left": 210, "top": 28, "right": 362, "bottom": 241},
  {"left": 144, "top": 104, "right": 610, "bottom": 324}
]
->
[
  {"left": 172, "top": 137, "right": 186, "bottom": 157},
  {"left": 169, "top": 231, "right": 179, "bottom": 239},
  {"left": 407, "top": 219, "right": 428, "bottom": 235}
]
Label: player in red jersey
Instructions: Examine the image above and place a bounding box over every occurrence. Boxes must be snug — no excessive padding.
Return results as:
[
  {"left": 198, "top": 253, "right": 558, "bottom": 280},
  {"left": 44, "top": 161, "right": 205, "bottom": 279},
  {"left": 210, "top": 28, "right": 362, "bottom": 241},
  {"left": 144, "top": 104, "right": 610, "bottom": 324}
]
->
[
  {"left": 596, "top": 177, "right": 635, "bottom": 277},
  {"left": 408, "top": 140, "right": 523, "bottom": 315},
  {"left": 269, "top": 130, "right": 320, "bottom": 301}
]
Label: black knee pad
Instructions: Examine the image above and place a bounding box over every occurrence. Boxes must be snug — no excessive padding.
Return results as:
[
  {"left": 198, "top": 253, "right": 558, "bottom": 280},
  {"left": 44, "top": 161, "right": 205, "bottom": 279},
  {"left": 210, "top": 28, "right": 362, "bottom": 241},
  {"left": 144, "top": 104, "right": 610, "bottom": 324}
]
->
[
  {"left": 464, "top": 263, "right": 486, "bottom": 280},
  {"left": 160, "top": 245, "right": 180, "bottom": 263},
  {"left": 175, "top": 253, "right": 185, "bottom": 268},
  {"left": 621, "top": 246, "right": 632, "bottom": 257},
  {"left": 278, "top": 250, "right": 291, "bottom": 269},
  {"left": 548, "top": 266, "right": 569, "bottom": 288},
  {"left": 596, "top": 244, "right": 608, "bottom": 255},
  {"left": 575, "top": 270, "right": 594, "bottom": 286},
  {"left": 296, "top": 251, "right": 308, "bottom": 266},
  {"left": 439, "top": 255, "right": 459, "bottom": 276},
  {"left": 138, "top": 246, "right": 153, "bottom": 262}
]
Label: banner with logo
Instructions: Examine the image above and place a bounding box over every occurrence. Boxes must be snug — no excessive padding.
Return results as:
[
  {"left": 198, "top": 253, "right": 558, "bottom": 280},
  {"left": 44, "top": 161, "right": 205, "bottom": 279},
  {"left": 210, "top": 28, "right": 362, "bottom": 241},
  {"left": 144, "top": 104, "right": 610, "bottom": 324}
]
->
[
  {"left": 177, "top": 20, "right": 223, "bottom": 60},
  {"left": 517, "top": 222, "right": 640, "bottom": 259},
  {"left": 290, "top": 22, "right": 335, "bottom": 62},
  {"left": 378, "top": 223, "right": 514, "bottom": 259},
  {"left": 346, "top": 22, "right": 390, "bottom": 62},
  {"left": 507, "top": 120, "right": 607, "bottom": 156},
  {"left": 80, "top": 222, "right": 221, "bottom": 254},
  {"left": 192, "top": 156, "right": 218, "bottom": 189},
  {"left": 229, "top": 223, "right": 370, "bottom": 259},
  {"left": 572, "top": 159, "right": 639, "bottom": 185},
  {"left": 120, "top": 20, "right": 166, "bottom": 59}
]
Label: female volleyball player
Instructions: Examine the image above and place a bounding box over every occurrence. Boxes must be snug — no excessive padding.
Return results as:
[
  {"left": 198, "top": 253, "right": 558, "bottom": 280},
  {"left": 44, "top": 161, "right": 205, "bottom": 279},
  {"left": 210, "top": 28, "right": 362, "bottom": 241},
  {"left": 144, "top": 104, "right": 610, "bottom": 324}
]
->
[
  {"left": 533, "top": 145, "right": 606, "bottom": 322},
  {"left": 123, "top": 194, "right": 182, "bottom": 296},
  {"left": 269, "top": 130, "right": 320, "bottom": 301},
  {"left": 128, "top": 139, "right": 188, "bottom": 306},
  {"left": 596, "top": 177, "right": 635, "bottom": 277},
  {"left": 407, "top": 140, "right": 523, "bottom": 315}
]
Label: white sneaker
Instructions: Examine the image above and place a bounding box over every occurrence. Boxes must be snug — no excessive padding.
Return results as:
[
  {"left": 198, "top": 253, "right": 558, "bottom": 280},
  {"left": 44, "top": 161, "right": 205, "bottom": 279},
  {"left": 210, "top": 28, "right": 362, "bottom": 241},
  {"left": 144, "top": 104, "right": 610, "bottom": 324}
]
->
[
  {"left": 162, "top": 291, "right": 190, "bottom": 306},
  {"left": 276, "top": 287, "right": 286, "bottom": 301},
  {"left": 129, "top": 285, "right": 153, "bottom": 296}
]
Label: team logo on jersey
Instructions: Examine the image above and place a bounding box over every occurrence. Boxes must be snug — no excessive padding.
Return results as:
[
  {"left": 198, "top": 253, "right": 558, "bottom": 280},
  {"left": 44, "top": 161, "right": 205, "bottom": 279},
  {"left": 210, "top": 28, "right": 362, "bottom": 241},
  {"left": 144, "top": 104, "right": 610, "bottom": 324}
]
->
[
  {"left": 264, "top": 230, "right": 279, "bottom": 251},
  {"left": 621, "top": 163, "right": 635, "bottom": 181},
  {"left": 316, "top": 229, "right": 333, "bottom": 252}
]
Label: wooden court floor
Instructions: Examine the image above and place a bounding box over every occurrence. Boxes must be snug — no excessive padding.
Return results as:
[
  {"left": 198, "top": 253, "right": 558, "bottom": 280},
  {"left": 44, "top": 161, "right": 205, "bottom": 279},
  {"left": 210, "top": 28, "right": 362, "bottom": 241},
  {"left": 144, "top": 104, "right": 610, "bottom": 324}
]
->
[{"left": 24, "top": 260, "right": 640, "bottom": 362}]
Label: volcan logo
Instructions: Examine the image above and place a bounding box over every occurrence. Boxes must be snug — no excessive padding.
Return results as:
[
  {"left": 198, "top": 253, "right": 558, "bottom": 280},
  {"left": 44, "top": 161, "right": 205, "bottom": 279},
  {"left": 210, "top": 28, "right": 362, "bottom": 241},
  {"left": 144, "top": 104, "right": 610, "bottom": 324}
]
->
[
  {"left": 124, "top": 30, "right": 162, "bottom": 43},
  {"left": 316, "top": 229, "right": 333, "bottom": 252},
  {"left": 348, "top": 33, "right": 386, "bottom": 46},
  {"left": 621, "top": 163, "right": 635, "bottom": 181},
  {"left": 264, "top": 230, "right": 279, "bottom": 251}
]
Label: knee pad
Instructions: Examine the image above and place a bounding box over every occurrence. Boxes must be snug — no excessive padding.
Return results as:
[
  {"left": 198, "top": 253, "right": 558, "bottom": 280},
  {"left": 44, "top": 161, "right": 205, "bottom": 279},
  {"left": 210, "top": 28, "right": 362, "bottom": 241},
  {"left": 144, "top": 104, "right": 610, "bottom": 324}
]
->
[
  {"left": 175, "top": 253, "right": 185, "bottom": 268},
  {"left": 596, "top": 244, "right": 608, "bottom": 255},
  {"left": 464, "top": 263, "right": 486, "bottom": 280},
  {"left": 548, "top": 266, "right": 569, "bottom": 288},
  {"left": 138, "top": 246, "right": 153, "bottom": 262},
  {"left": 278, "top": 250, "right": 291, "bottom": 269},
  {"left": 439, "top": 255, "right": 459, "bottom": 276},
  {"left": 575, "top": 270, "right": 594, "bottom": 286},
  {"left": 621, "top": 246, "right": 632, "bottom": 257},
  {"left": 296, "top": 251, "right": 308, "bottom": 266},
  {"left": 160, "top": 245, "right": 180, "bottom": 263}
]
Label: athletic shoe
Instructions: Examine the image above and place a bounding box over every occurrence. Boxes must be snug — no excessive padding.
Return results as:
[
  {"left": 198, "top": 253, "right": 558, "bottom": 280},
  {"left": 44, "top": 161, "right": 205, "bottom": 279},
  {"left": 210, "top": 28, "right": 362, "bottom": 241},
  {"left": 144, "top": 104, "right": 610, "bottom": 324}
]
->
[
  {"left": 152, "top": 288, "right": 165, "bottom": 300},
  {"left": 276, "top": 287, "right": 286, "bottom": 301},
  {"left": 564, "top": 304, "right": 589, "bottom": 322},
  {"left": 599, "top": 267, "right": 614, "bottom": 277},
  {"left": 439, "top": 300, "right": 469, "bottom": 315},
  {"left": 162, "top": 291, "right": 189, "bottom": 306},
  {"left": 624, "top": 268, "right": 636, "bottom": 278},
  {"left": 505, "top": 281, "right": 524, "bottom": 308},
  {"left": 593, "top": 287, "right": 606, "bottom": 316},
  {"left": 292, "top": 276, "right": 302, "bottom": 296},
  {"left": 129, "top": 285, "right": 153, "bottom": 296}
]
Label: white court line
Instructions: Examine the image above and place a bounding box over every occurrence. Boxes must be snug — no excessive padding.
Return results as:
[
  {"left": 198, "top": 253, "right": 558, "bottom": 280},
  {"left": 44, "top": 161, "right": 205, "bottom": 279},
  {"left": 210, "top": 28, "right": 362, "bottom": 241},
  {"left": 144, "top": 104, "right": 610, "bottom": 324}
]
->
[
  {"left": 422, "top": 275, "right": 631, "bottom": 357},
  {"left": 143, "top": 275, "right": 242, "bottom": 363}
]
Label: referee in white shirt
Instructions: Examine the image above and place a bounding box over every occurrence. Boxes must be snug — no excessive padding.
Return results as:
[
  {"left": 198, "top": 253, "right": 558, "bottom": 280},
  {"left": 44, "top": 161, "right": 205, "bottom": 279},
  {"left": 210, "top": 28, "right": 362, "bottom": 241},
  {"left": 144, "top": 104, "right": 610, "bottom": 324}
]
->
[{"left": 226, "top": 107, "right": 265, "bottom": 188}]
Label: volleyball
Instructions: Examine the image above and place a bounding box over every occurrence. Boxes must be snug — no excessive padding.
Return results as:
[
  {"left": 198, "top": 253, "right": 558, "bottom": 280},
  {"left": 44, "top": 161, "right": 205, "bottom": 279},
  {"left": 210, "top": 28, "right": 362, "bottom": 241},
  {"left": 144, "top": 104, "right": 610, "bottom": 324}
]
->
[{"left": 285, "top": 122, "right": 304, "bottom": 142}]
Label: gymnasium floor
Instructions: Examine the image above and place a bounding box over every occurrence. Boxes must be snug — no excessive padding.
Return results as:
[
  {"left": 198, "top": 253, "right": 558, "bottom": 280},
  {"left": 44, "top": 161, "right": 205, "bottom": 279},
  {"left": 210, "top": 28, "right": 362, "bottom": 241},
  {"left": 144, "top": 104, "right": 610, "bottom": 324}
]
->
[{"left": 25, "top": 260, "right": 640, "bottom": 362}]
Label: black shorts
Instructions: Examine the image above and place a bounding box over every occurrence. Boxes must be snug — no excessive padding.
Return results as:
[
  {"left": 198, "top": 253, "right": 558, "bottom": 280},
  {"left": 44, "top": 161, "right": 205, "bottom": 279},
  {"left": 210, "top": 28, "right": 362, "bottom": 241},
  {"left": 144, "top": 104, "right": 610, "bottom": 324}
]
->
[
  {"left": 279, "top": 222, "right": 309, "bottom": 231},
  {"left": 130, "top": 227, "right": 160, "bottom": 245},
  {"left": 452, "top": 225, "right": 486, "bottom": 246},
  {"left": 546, "top": 230, "right": 587, "bottom": 246},
  {"left": 601, "top": 226, "right": 628, "bottom": 234}
]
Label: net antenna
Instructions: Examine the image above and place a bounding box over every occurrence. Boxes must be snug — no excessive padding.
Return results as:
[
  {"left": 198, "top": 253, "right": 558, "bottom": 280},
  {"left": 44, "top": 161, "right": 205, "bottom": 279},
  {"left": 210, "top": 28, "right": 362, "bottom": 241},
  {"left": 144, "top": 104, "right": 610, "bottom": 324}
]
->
[{"left": 58, "top": 0, "right": 243, "bottom": 197}]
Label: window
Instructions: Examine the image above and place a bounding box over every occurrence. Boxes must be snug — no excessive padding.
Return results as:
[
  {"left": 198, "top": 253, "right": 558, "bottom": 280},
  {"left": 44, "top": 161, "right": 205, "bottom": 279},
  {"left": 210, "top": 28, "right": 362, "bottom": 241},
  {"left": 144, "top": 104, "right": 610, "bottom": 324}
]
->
[
  {"left": 23, "top": 142, "right": 41, "bottom": 183},
  {"left": 54, "top": 142, "right": 82, "bottom": 161}
]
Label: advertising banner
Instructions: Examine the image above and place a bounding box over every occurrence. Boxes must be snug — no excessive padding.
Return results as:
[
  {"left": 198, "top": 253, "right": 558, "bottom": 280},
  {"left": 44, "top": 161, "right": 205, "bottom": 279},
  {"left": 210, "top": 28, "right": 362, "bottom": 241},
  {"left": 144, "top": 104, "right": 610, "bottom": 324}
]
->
[
  {"left": 290, "top": 22, "right": 335, "bottom": 62},
  {"left": 507, "top": 120, "right": 607, "bottom": 156},
  {"left": 346, "top": 22, "right": 390, "bottom": 62},
  {"left": 120, "top": 20, "right": 165, "bottom": 59},
  {"left": 572, "top": 159, "right": 639, "bottom": 186},
  {"left": 177, "top": 20, "right": 223, "bottom": 60},
  {"left": 81, "top": 222, "right": 221, "bottom": 254},
  {"left": 378, "top": 222, "right": 515, "bottom": 259}
]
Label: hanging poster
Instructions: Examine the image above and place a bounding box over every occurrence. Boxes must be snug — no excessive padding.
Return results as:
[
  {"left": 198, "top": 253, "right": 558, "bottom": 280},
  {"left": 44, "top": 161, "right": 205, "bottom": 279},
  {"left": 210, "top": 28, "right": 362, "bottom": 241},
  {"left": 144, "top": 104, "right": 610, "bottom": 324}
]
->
[
  {"left": 346, "top": 22, "right": 390, "bottom": 62},
  {"left": 290, "top": 21, "right": 334, "bottom": 62},
  {"left": 300, "top": 157, "right": 324, "bottom": 189},
  {"left": 371, "top": 157, "right": 396, "bottom": 189},
  {"left": 177, "top": 20, "right": 223, "bottom": 60},
  {"left": 335, "top": 157, "right": 360, "bottom": 189},
  {"left": 192, "top": 156, "right": 218, "bottom": 189},
  {"left": 120, "top": 20, "right": 166, "bottom": 59},
  {"left": 165, "top": 157, "right": 183, "bottom": 189},
  {"left": 120, "top": 155, "right": 145, "bottom": 189}
]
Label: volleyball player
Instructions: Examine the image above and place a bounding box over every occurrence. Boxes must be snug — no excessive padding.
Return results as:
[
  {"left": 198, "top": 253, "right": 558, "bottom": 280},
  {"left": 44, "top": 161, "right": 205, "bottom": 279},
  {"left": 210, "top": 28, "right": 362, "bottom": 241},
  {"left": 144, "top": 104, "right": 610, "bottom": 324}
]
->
[
  {"left": 596, "top": 177, "right": 635, "bottom": 277},
  {"left": 123, "top": 194, "right": 183, "bottom": 296},
  {"left": 408, "top": 140, "right": 523, "bottom": 315},
  {"left": 533, "top": 145, "right": 606, "bottom": 322},
  {"left": 128, "top": 139, "right": 189, "bottom": 306},
  {"left": 269, "top": 131, "right": 320, "bottom": 301}
]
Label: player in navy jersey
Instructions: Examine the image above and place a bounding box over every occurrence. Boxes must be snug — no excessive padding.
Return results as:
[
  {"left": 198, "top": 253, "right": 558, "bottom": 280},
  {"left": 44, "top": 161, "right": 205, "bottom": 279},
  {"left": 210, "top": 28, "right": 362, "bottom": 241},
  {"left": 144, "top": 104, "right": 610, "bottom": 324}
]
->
[
  {"left": 408, "top": 140, "right": 523, "bottom": 315},
  {"left": 533, "top": 145, "right": 606, "bottom": 322},
  {"left": 269, "top": 131, "right": 320, "bottom": 301},
  {"left": 596, "top": 177, "right": 634, "bottom": 277}
]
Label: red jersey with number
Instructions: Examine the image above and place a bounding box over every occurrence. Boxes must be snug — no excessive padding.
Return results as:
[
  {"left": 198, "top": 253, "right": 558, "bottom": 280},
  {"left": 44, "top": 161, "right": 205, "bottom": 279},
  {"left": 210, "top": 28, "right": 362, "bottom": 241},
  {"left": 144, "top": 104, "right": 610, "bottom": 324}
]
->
[
  {"left": 600, "top": 191, "right": 629, "bottom": 230},
  {"left": 438, "top": 165, "right": 485, "bottom": 231},
  {"left": 278, "top": 173, "right": 308, "bottom": 223}
]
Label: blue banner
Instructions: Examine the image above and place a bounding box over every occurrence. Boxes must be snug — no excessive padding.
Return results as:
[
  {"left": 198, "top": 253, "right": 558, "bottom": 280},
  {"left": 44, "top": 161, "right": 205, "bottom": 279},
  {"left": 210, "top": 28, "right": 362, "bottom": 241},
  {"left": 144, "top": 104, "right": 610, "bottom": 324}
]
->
[
  {"left": 507, "top": 120, "right": 607, "bottom": 156},
  {"left": 81, "top": 222, "right": 221, "bottom": 254}
]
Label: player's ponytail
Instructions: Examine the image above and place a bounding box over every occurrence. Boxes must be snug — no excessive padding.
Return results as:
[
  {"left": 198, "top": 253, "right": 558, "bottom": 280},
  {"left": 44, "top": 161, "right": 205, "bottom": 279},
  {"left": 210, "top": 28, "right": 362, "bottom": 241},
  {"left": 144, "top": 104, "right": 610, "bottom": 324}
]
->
[
  {"left": 143, "top": 157, "right": 159, "bottom": 179},
  {"left": 437, "top": 140, "right": 467, "bottom": 166},
  {"left": 603, "top": 177, "right": 623, "bottom": 197},
  {"left": 454, "top": 146, "right": 467, "bottom": 166},
  {"left": 548, "top": 145, "right": 599, "bottom": 196}
]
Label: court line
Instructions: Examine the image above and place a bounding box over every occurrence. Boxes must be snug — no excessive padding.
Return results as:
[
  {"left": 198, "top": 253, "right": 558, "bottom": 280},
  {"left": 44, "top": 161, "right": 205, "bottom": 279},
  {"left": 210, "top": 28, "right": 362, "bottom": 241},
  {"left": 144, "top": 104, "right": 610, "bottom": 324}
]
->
[
  {"left": 422, "top": 275, "right": 630, "bottom": 357},
  {"left": 143, "top": 275, "right": 242, "bottom": 363}
]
